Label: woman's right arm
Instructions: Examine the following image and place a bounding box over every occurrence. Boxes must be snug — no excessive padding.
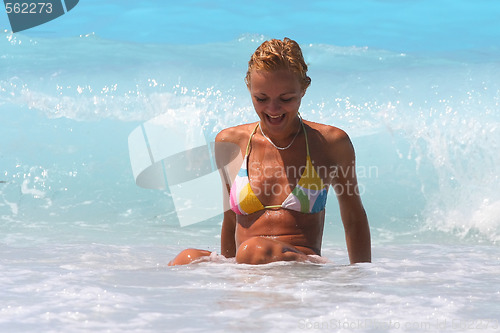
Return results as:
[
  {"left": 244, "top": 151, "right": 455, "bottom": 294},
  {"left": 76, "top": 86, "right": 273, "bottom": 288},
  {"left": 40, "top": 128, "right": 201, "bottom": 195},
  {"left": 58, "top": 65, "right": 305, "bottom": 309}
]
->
[
  {"left": 215, "top": 128, "right": 241, "bottom": 258},
  {"left": 221, "top": 209, "right": 237, "bottom": 258}
]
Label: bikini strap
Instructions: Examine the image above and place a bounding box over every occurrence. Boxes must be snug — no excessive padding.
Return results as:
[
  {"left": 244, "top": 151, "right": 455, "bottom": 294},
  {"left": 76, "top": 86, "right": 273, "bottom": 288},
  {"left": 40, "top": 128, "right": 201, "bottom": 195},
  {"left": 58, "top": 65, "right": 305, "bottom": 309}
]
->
[
  {"left": 299, "top": 114, "right": 310, "bottom": 157},
  {"left": 245, "top": 123, "right": 260, "bottom": 156}
]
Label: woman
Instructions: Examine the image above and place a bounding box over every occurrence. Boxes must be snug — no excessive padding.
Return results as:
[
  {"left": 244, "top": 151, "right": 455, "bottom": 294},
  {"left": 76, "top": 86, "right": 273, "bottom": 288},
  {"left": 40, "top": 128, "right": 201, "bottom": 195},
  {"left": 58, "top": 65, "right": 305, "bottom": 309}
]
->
[{"left": 169, "top": 38, "right": 371, "bottom": 265}]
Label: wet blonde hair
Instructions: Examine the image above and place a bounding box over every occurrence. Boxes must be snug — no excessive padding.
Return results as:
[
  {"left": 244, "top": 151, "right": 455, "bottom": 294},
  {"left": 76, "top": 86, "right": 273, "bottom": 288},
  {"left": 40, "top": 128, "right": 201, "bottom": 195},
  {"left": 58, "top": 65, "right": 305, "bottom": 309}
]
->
[{"left": 245, "top": 37, "right": 311, "bottom": 91}]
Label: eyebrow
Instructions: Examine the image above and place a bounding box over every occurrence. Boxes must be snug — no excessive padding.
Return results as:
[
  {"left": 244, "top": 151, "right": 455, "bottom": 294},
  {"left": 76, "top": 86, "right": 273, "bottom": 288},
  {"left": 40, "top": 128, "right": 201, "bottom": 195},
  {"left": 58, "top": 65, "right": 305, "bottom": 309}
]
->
[{"left": 254, "top": 92, "right": 298, "bottom": 97}]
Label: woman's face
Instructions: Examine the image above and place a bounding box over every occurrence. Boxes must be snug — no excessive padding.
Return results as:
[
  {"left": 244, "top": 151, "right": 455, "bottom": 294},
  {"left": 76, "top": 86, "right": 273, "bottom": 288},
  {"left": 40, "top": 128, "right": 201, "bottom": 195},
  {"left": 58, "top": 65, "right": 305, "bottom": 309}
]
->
[{"left": 248, "top": 69, "right": 304, "bottom": 135}]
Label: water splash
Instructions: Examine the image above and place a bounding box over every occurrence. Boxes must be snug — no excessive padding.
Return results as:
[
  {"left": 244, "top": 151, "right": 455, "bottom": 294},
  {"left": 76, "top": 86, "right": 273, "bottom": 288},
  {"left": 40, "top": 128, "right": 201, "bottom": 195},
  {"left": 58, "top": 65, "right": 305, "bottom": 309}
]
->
[{"left": 1, "top": 33, "right": 499, "bottom": 244}]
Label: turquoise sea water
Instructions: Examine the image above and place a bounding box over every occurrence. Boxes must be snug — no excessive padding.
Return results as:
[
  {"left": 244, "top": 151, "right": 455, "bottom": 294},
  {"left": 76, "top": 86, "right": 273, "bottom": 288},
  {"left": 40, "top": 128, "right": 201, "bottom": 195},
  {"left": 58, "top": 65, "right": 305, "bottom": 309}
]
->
[{"left": 1, "top": 1, "right": 500, "bottom": 332}]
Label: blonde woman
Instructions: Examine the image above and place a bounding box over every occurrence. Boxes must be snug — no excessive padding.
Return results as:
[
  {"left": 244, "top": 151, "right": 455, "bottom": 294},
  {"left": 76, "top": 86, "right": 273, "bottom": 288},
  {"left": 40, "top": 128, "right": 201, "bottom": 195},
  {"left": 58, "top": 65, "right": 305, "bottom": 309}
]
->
[{"left": 170, "top": 38, "right": 371, "bottom": 265}]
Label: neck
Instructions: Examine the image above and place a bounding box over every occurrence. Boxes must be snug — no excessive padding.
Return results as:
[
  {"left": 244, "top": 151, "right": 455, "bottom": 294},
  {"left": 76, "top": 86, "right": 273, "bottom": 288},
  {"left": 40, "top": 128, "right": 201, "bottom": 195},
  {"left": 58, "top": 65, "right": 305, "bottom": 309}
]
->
[{"left": 259, "top": 115, "right": 302, "bottom": 149}]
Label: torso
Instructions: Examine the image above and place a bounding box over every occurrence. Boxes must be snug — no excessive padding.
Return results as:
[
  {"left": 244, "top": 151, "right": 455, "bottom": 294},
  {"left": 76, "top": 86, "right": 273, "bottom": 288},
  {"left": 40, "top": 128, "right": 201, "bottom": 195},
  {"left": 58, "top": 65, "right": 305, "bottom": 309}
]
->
[
  {"left": 235, "top": 209, "right": 325, "bottom": 255},
  {"left": 220, "top": 119, "right": 341, "bottom": 256}
]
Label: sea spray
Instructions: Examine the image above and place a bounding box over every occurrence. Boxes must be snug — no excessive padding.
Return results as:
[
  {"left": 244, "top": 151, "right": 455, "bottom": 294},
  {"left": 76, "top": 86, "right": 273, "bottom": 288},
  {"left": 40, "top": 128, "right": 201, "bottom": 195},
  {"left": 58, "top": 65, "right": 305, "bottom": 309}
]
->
[{"left": 1, "top": 32, "right": 500, "bottom": 244}]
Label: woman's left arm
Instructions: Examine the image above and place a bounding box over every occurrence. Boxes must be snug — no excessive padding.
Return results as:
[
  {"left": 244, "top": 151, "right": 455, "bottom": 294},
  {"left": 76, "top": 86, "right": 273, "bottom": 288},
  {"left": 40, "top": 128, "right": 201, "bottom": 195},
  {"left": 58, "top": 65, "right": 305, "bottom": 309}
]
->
[{"left": 330, "top": 129, "right": 371, "bottom": 264}]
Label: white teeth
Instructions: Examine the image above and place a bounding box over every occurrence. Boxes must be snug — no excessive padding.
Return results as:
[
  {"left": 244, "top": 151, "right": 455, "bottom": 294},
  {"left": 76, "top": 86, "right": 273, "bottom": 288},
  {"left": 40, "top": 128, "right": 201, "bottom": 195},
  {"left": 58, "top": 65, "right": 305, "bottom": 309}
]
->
[{"left": 268, "top": 114, "right": 283, "bottom": 119}]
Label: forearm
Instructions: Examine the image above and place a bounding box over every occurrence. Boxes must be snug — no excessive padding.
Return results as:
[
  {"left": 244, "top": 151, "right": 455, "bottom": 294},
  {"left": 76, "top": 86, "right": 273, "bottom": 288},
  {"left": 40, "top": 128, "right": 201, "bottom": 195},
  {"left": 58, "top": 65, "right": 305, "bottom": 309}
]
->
[
  {"left": 344, "top": 215, "right": 371, "bottom": 264},
  {"left": 221, "top": 211, "right": 236, "bottom": 258},
  {"left": 221, "top": 229, "right": 236, "bottom": 258}
]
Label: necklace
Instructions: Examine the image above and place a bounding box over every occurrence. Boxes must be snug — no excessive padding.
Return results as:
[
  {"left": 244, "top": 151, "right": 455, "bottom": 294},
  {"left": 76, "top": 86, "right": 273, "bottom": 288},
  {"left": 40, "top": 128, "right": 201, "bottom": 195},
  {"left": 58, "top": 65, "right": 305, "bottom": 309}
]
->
[{"left": 259, "top": 116, "right": 302, "bottom": 150}]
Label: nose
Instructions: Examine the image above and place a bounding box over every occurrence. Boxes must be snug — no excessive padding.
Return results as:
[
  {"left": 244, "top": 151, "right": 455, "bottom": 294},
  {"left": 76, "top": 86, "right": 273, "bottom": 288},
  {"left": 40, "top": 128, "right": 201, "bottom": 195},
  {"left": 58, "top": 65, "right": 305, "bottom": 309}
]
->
[{"left": 267, "top": 99, "right": 281, "bottom": 113}]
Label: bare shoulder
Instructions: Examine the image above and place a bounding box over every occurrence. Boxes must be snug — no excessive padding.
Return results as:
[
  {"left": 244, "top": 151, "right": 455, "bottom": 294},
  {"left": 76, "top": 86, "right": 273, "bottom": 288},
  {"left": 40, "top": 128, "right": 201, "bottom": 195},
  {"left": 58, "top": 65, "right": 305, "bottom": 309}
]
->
[
  {"left": 303, "top": 120, "right": 351, "bottom": 146},
  {"left": 215, "top": 122, "right": 258, "bottom": 146},
  {"left": 215, "top": 123, "right": 256, "bottom": 172},
  {"left": 215, "top": 123, "right": 258, "bottom": 168},
  {"left": 303, "top": 119, "right": 354, "bottom": 163}
]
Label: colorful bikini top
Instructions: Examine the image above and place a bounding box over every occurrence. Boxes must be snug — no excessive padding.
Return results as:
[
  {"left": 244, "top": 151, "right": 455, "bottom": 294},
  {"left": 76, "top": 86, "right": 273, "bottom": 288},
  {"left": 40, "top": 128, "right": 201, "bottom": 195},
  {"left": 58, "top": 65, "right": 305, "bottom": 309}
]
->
[{"left": 229, "top": 119, "right": 329, "bottom": 215}]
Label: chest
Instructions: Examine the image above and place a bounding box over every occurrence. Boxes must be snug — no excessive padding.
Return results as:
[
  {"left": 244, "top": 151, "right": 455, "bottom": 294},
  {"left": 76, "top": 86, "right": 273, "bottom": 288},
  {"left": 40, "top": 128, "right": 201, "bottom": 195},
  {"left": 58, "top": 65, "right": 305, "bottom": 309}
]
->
[{"left": 246, "top": 142, "right": 309, "bottom": 203}]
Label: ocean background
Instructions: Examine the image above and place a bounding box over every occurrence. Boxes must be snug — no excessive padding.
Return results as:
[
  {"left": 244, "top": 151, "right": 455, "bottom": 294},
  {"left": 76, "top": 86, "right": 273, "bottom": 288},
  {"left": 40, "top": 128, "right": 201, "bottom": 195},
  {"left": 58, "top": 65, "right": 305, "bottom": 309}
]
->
[{"left": 1, "top": 0, "right": 500, "bottom": 332}]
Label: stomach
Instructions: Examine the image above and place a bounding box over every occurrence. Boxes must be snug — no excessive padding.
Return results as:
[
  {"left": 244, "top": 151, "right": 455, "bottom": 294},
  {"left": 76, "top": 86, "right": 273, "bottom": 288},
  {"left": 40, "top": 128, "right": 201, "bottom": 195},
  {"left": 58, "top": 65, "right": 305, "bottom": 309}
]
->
[{"left": 235, "top": 208, "right": 325, "bottom": 255}]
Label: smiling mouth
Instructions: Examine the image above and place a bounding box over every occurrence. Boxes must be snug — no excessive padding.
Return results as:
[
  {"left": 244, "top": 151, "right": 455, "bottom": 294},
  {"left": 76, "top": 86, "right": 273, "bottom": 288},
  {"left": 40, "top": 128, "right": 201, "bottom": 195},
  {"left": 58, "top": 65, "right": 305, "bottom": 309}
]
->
[{"left": 266, "top": 113, "right": 285, "bottom": 123}]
